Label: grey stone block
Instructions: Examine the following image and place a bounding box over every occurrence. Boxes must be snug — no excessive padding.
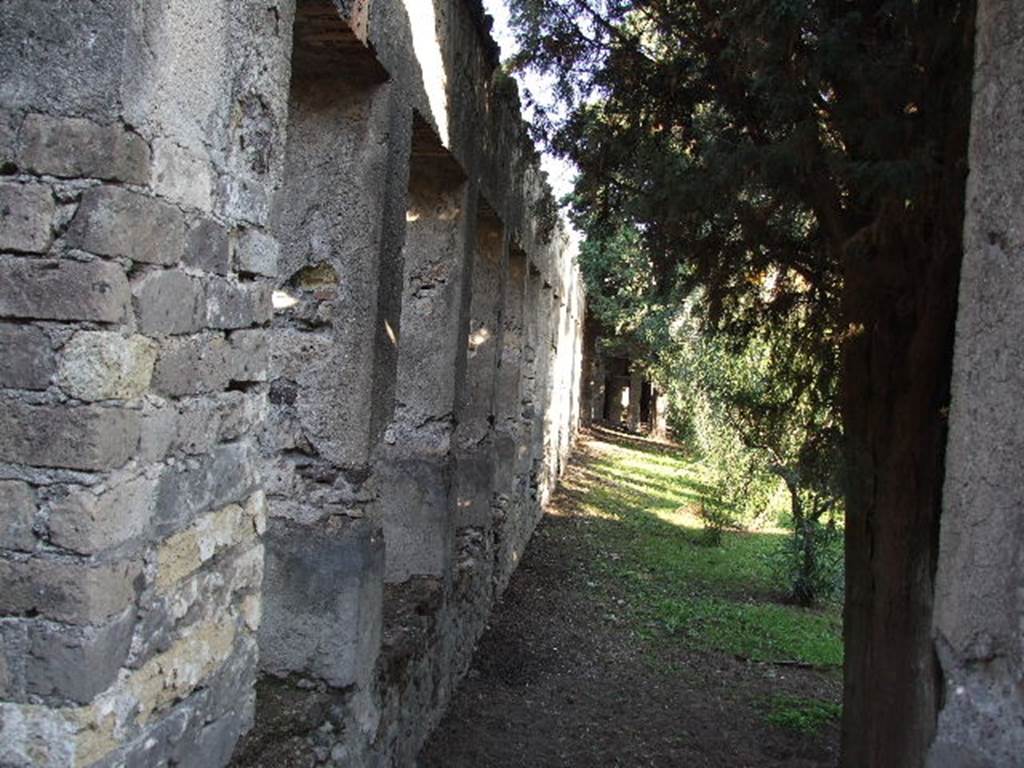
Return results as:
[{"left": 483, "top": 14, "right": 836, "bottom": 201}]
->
[
  {"left": 153, "top": 442, "right": 258, "bottom": 537},
  {"left": 0, "top": 620, "right": 28, "bottom": 699},
  {"left": 48, "top": 474, "right": 156, "bottom": 555},
  {"left": 0, "top": 0, "right": 128, "bottom": 119},
  {"left": 205, "top": 278, "right": 272, "bottom": 330},
  {"left": 185, "top": 219, "right": 230, "bottom": 275},
  {"left": 0, "top": 324, "right": 54, "bottom": 390},
  {"left": 0, "top": 182, "right": 55, "bottom": 253},
  {"left": 58, "top": 332, "right": 157, "bottom": 401},
  {"left": 228, "top": 329, "right": 269, "bottom": 383},
  {"left": 67, "top": 187, "right": 184, "bottom": 265},
  {"left": 132, "top": 269, "right": 205, "bottom": 336},
  {"left": 376, "top": 456, "right": 454, "bottom": 583},
  {"left": 0, "top": 402, "right": 141, "bottom": 471},
  {"left": 19, "top": 113, "right": 150, "bottom": 184},
  {"left": 0, "top": 480, "right": 36, "bottom": 551},
  {"left": 0, "top": 257, "right": 129, "bottom": 323},
  {"left": 0, "top": 557, "right": 140, "bottom": 625},
  {"left": 234, "top": 228, "right": 279, "bottom": 277},
  {"left": 151, "top": 139, "right": 213, "bottom": 212},
  {"left": 259, "top": 517, "right": 383, "bottom": 687},
  {"left": 24, "top": 608, "right": 134, "bottom": 703},
  {"left": 453, "top": 449, "right": 496, "bottom": 528},
  {"left": 152, "top": 334, "right": 232, "bottom": 396}
]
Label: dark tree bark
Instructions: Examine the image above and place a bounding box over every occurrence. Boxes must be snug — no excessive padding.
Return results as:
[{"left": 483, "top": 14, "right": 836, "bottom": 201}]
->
[{"left": 838, "top": 6, "right": 975, "bottom": 761}]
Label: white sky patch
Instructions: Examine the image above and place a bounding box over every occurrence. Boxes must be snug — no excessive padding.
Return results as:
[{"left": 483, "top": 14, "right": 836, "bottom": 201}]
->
[
  {"left": 482, "top": 0, "right": 579, "bottom": 205},
  {"left": 404, "top": 0, "right": 450, "bottom": 145}
]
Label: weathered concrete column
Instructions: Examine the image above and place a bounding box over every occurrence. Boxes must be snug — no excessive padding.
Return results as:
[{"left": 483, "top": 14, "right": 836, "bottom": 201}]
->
[
  {"left": 376, "top": 117, "right": 473, "bottom": 584},
  {"left": 928, "top": 0, "right": 1024, "bottom": 764},
  {"left": 0, "top": 2, "right": 290, "bottom": 764},
  {"left": 452, "top": 203, "right": 506, "bottom": 531},
  {"left": 489, "top": 246, "right": 531, "bottom": 590},
  {"left": 254, "top": 7, "right": 402, "bottom": 706}
]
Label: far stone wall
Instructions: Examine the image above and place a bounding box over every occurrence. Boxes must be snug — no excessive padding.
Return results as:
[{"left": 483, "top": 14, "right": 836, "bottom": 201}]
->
[{"left": 0, "top": 1, "right": 584, "bottom": 766}]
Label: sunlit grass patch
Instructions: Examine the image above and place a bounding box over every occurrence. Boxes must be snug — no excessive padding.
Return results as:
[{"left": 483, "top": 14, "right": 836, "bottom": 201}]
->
[
  {"left": 576, "top": 430, "right": 844, "bottom": 668},
  {"left": 650, "top": 595, "right": 843, "bottom": 667},
  {"left": 763, "top": 695, "right": 841, "bottom": 733}
]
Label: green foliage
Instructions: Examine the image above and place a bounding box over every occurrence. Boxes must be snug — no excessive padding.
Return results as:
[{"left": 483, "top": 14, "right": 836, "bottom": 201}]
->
[
  {"left": 652, "top": 595, "right": 843, "bottom": 667},
  {"left": 764, "top": 520, "right": 845, "bottom": 606},
  {"left": 577, "top": 433, "right": 843, "bottom": 668},
  {"left": 507, "top": 0, "right": 973, "bottom": 609},
  {"left": 764, "top": 696, "right": 841, "bottom": 734}
]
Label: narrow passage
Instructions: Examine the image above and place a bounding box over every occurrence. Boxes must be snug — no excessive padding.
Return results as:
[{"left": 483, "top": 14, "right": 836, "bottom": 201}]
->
[{"left": 421, "top": 427, "right": 841, "bottom": 767}]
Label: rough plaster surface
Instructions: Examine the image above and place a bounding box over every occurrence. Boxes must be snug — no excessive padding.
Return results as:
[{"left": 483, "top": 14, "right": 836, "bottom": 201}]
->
[{"left": 929, "top": 0, "right": 1024, "bottom": 765}]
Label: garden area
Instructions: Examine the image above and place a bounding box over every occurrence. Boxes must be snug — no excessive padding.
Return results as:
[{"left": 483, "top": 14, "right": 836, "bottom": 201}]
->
[{"left": 422, "top": 426, "right": 843, "bottom": 767}]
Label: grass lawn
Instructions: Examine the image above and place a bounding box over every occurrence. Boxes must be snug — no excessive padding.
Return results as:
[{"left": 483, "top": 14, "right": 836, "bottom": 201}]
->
[{"left": 565, "top": 427, "right": 844, "bottom": 671}]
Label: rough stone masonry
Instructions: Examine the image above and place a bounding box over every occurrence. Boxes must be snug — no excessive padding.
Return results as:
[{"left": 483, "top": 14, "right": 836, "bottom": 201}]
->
[{"left": 0, "top": 1, "right": 583, "bottom": 765}]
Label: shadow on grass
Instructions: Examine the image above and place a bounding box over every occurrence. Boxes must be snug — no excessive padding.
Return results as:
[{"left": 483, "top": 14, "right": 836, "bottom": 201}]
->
[{"left": 560, "top": 427, "right": 844, "bottom": 669}]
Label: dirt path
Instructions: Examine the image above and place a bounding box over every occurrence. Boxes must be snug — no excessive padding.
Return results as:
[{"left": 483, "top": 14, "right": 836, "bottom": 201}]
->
[{"left": 420, "top": 432, "right": 840, "bottom": 767}]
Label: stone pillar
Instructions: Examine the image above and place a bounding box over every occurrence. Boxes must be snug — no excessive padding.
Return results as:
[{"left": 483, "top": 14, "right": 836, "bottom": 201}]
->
[
  {"left": 929, "top": 0, "right": 1024, "bottom": 764},
  {"left": 376, "top": 116, "right": 473, "bottom": 584},
  {"left": 652, "top": 388, "right": 671, "bottom": 440},
  {"left": 255, "top": 6, "right": 399, "bottom": 706},
  {"left": 490, "top": 247, "right": 529, "bottom": 591},
  {"left": 453, "top": 202, "right": 505, "bottom": 530},
  {"left": 0, "top": 1, "right": 290, "bottom": 764},
  {"left": 627, "top": 369, "right": 643, "bottom": 431}
]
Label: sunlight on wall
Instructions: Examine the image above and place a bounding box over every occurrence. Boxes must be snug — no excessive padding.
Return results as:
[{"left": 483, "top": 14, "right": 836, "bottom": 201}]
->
[{"left": 403, "top": 0, "right": 449, "bottom": 146}]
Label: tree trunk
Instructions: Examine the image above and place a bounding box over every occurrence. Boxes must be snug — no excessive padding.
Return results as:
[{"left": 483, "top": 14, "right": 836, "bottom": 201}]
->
[{"left": 839, "top": 109, "right": 972, "bottom": 768}]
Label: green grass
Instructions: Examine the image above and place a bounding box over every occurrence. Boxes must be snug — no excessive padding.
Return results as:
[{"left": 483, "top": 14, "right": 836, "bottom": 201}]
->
[
  {"left": 573, "top": 430, "right": 843, "bottom": 668},
  {"left": 763, "top": 695, "right": 841, "bottom": 733}
]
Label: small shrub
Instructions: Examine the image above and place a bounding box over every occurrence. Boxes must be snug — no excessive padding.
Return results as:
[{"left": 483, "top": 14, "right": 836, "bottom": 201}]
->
[{"left": 765, "top": 520, "right": 844, "bottom": 606}]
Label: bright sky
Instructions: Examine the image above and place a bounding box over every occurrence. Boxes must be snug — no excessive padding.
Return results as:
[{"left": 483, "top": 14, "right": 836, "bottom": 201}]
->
[{"left": 481, "top": 0, "right": 579, "bottom": 205}]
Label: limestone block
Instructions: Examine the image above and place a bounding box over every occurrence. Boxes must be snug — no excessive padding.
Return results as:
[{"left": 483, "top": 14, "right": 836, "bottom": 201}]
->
[
  {"left": 259, "top": 517, "right": 383, "bottom": 688},
  {"left": 0, "top": 324, "right": 55, "bottom": 390},
  {"left": 132, "top": 270, "right": 205, "bottom": 336},
  {"left": 0, "top": 480, "right": 36, "bottom": 551},
  {"left": 48, "top": 474, "right": 157, "bottom": 555},
  {"left": 151, "top": 139, "right": 214, "bottom": 212},
  {"left": 185, "top": 218, "right": 230, "bottom": 275},
  {"left": 0, "top": 258, "right": 129, "bottom": 323},
  {"left": 67, "top": 187, "right": 184, "bottom": 266},
  {"left": 24, "top": 609, "right": 135, "bottom": 704},
  {"left": 0, "top": 403, "right": 141, "bottom": 471},
  {"left": 153, "top": 442, "right": 259, "bottom": 538},
  {"left": 127, "top": 617, "right": 237, "bottom": 726},
  {"left": 234, "top": 228, "right": 279, "bottom": 277},
  {"left": 152, "top": 333, "right": 232, "bottom": 396},
  {"left": 0, "top": 182, "right": 55, "bottom": 253},
  {"left": 0, "top": 557, "right": 140, "bottom": 625},
  {"left": 19, "top": 114, "right": 150, "bottom": 184},
  {"left": 205, "top": 278, "right": 272, "bottom": 330},
  {"left": 155, "top": 501, "right": 258, "bottom": 591},
  {"left": 58, "top": 332, "right": 157, "bottom": 401}
]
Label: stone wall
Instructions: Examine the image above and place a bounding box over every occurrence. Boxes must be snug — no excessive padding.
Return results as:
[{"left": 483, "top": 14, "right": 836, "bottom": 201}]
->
[
  {"left": 0, "top": 1, "right": 584, "bottom": 766},
  {"left": 929, "top": 0, "right": 1024, "bottom": 764}
]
